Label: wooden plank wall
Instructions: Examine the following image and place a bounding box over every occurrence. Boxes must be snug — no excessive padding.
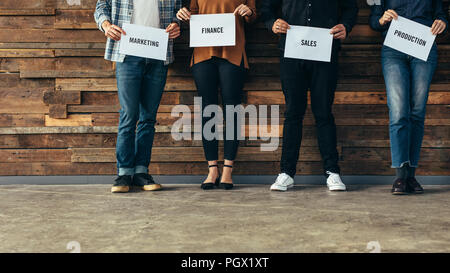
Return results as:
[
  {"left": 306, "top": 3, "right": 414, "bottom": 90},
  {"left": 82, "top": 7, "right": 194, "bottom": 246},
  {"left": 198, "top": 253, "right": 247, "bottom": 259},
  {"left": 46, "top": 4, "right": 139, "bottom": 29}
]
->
[{"left": 0, "top": 0, "right": 449, "bottom": 176}]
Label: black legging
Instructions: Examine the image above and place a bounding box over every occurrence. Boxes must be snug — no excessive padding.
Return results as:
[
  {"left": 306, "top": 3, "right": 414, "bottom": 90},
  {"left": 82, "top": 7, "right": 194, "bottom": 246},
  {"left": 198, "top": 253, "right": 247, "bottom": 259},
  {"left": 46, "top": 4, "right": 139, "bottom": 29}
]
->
[{"left": 192, "top": 57, "right": 246, "bottom": 161}]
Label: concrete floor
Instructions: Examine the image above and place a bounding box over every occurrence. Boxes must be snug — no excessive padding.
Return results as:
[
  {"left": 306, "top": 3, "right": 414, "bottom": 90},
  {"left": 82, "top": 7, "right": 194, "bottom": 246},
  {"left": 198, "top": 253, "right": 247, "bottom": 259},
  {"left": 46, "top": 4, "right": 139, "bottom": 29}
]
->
[{"left": 0, "top": 184, "right": 449, "bottom": 253}]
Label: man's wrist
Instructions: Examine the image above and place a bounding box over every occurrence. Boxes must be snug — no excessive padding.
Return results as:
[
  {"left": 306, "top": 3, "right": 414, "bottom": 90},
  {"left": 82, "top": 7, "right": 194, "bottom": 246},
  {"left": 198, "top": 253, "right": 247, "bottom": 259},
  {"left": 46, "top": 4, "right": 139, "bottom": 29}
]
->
[{"left": 101, "top": 20, "right": 111, "bottom": 31}]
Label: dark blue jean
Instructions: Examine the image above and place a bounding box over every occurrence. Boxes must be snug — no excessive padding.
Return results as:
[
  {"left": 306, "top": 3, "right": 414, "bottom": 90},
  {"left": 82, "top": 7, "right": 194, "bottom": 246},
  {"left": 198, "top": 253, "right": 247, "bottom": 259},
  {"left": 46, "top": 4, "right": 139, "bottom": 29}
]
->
[
  {"left": 115, "top": 56, "right": 168, "bottom": 176},
  {"left": 381, "top": 44, "right": 438, "bottom": 168}
]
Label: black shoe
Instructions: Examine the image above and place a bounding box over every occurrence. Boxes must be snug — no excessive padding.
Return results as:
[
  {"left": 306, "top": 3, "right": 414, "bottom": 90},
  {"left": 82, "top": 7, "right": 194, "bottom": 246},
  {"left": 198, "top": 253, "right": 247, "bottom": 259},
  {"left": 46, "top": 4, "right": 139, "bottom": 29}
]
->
[
  {"left": 391, "top": 178, "right": 408, "bottom": 195},
  {"left": 220, "top": 165, "right": 234, "bottom": 190},
  {"left": 406, "top": 177, "right": 424, "bottom": 194},
  {"left": 132, "top": 173, "right": 162, "bottom": 191},
  {"left": 111, "top": 175, "right": 131, "bottom": 193},
  {"left": 201, "top": 164, "right": 220, "bottom": 190}
]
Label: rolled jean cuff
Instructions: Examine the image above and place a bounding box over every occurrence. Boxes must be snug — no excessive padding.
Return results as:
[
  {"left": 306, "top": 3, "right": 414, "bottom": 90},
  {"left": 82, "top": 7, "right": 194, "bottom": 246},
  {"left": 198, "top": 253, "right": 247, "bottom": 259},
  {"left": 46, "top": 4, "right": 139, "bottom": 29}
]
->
[
  {"left": 119, "top": 167, "right": 135, "bottom": 176},
  {"left": 134, "top": 165, "right": 148, "bottom": 174},
  {"left": 391, "top": 161, "right": 411, "bottom": 169}
]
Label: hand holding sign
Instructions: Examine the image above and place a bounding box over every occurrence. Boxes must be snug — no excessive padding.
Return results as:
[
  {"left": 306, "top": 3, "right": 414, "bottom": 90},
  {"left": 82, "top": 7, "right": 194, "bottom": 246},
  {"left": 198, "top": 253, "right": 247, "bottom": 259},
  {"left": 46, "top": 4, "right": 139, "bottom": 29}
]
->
[
  {"left": 284, "top": 25, "right": 334, "bottom": 62},
  {"left": 233, "top": 4, "right": 253, "bottom": 17},
  {"left": 330, "top": 24, "right": 347, "bottom": 39},
  {"left": 384, "top": 16, "right": 436, "bottom": 61},
  {"left": 272, "top": 19, "right": 290, "bottom": 34},
  {"left": 166, "top": 23, "right": 181, "bottom": 39},
  {"left": 119, "top": 23, "right": 169, "bottom": 61},
  {"left": 379, "top": 9, "right": 398, "bottom": 26},
  {"left": 189, "top": 13, "right": 236, "bottom": 47},
  {"left": 431, "top": 19, "right": 446, "bottom": 35},
  {"left": 177, "top": 7, "right": 191, "bottom": 21},
  {"left": 102, "top": 21, "right": 126, "bottom": 41}
]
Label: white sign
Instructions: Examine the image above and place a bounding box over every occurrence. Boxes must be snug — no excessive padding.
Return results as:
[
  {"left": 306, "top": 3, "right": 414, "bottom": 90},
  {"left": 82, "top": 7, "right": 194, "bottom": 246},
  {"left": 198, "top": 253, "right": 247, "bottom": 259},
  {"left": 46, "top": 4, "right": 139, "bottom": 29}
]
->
[
  {"left": 190, "top": 13, "right": 236, "bottom": 47},
  {"left": 384, "top": 16, "right": 436, "bottom": 61},
  {"left": 284, "top": 25, "right": 334, "bottom": 62},
  {"left": 119, "top": 23, "right": 169, "bottom": 61}
]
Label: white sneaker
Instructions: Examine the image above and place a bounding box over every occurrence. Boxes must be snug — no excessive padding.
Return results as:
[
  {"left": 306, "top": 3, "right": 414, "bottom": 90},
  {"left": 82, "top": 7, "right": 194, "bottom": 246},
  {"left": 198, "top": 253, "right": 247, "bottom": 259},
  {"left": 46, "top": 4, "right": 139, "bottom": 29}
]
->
[
  {"left": 270, "top": 173, "right": 294, "bottom": 191},
  {"left": 326, "top": 171, "right": 346, "bottom": 191}
]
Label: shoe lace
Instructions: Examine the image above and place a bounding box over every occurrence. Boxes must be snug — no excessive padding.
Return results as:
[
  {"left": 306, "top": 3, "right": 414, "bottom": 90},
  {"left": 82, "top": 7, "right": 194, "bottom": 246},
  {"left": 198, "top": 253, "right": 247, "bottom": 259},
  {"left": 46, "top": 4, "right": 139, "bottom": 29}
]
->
[
  {"left": 276, "top": 173, "right": 291, "bottom": 186},
  {"left": 115, "top": 175, "right": 130, "bottom": 184},
  {"left": 326, "top": 171, "right": 342, "bottom": 185},
  {"left": 139, "top": 173, "right": 154, "bottom": 184}
]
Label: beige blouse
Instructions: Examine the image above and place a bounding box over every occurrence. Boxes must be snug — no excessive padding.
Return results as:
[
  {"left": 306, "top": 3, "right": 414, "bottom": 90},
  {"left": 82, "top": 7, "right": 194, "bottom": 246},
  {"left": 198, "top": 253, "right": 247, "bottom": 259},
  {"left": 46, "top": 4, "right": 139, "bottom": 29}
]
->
[{"left": 189, "top": 0, "right": 257, "bottom": 69}]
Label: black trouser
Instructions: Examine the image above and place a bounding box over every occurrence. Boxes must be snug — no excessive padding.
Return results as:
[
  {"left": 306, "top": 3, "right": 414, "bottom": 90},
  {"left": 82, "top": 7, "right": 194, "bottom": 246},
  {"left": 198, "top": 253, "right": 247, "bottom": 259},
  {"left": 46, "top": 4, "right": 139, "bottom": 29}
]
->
[
  {"left": 192, "top": 57, "right": 246, "bottom": 161},
  {"left": 280, "top": 51, "right": 340, "bottom": 177}
]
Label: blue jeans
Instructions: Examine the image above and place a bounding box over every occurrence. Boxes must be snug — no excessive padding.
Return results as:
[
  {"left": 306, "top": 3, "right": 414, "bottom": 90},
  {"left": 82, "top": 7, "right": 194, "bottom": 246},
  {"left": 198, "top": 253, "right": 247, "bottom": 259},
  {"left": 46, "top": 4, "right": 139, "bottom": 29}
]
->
[
  {"left": 381, "top": 45, "right": 438, "bottom": 168},
  {"left": 115, "top": 56, "right": 168, "bottom": 176}
]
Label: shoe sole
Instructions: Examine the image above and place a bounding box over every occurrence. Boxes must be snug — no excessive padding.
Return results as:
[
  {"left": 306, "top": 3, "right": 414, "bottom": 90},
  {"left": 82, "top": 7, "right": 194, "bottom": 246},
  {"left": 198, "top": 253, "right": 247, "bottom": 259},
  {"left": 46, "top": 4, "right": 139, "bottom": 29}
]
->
[
  {"left": 270, "top": 184, "right": 294, "bottom": 191},
  {"left": 392, "top": 191, "right": 409, "bottom": 195},
  {"left": 327, "top": 185, "right": 347, "bottom": 191},
  {"left": 135, "top": 184, "right": 162, "bottom": 191},
  {"left": 328, "top": 186, "right": 347, "bottom": 191},
  {"left": 111, "top": 186, "right": 130, "bottom": 193}
]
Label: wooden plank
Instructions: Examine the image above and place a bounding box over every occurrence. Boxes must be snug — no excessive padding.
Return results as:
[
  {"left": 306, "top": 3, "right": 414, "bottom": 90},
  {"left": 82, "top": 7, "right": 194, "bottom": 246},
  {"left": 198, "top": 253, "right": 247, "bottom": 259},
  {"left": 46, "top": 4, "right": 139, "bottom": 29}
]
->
[
  {"left": 0, "top": 0, "right": 56, "bottom": 9},
  {"left": 70, "top": 146, "right": 342, "bottom": 163},
  {"left": 0, "top": 149, "right": 71, "bottom": 162},
  {"left": 45, "top": 114, "right": 93, "bottom": 126},
  {"left": 88, "top": 104, "right": 450, "bottom": 127},
  {"left": 0, "top": 9, "right": 56, "bottom": 15},
  {"left": 1, "top": 126, "right": 448, "bottom": 149},
  {"left": 0, "top": 134, "right": 118, "bottom": 149},
  {"left": 0, "top": 29, "right": 105, "bottom": 43},
  {"left": 0, "top": 88, "right": 50, "bottom": 114},
  {"left": 0, "top": 126, "right": 118, "bottom": 135},
  {"left": 0, "top": 114, "right": 45, "bottom": 127},
  {"left": 0, "top": 161, "right": 448, "bottom": 176},
  {"left": 54, "top": 49, "right": 105, "bottom": 57},
  {"left": 0, "top": 49, "right": 54, "bottom": 58},
  {"left": 56, "top": 0, "right": 97, "bottom": 9},
  {"left": 0, "top": 73, "right": 54, "bottom": 89},
  {"left": 0, "top": 42, "right": 105, "bottom": 49},
  {"left": 80, "top": 91, "right": 180, "bottom": 105},
  {"left": 55, "top": 77, "right": 450, "bottom": 93},
  {"left": 21, "top": 70, "right": 115, "bottom": 78},
  {"left": 0, "top": 16, "right": 54, "bottom": 29},
  {"left": 246, "top": 91, "right": 450, "bottom": 105},
  {"left": 343, "top": 147, "right": 450, "bottom": 162},
  {"left": 49, "top": 104, "right": 68, "bottom": 118},
  {"left": 43, "top": 90, "right": 81, "bottom": 105},
  {"left": 54, "top": 9, "right": 97, "bottom": 29}
]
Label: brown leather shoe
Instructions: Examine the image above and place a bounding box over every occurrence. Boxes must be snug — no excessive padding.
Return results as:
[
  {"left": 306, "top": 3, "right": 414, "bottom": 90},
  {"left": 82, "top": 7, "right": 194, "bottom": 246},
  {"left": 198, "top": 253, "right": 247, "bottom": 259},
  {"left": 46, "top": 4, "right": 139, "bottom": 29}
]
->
[
  {"left": 406, "top": 177, "right": 424, "bottom": 194},
  {"left": 391, "top": 178, "right": 409, "bottom": 195}
]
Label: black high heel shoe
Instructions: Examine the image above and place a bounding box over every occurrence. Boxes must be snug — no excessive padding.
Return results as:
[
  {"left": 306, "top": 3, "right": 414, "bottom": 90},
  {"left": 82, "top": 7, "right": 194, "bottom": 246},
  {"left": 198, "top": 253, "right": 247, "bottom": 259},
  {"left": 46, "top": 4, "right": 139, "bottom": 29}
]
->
[
  {"left": 201, "top": 164, "right": 220, "bottom": 190},
  {"left": 220, "top": 165, "right": 234, "bottom": 190}
]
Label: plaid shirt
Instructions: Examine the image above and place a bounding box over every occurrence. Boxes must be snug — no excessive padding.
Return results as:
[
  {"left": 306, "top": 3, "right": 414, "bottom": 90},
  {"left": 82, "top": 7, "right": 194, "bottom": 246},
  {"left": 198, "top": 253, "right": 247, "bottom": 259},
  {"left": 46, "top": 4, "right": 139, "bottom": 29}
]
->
[{"left": 94, "top": 0, "right": 181, "bottom": 65}]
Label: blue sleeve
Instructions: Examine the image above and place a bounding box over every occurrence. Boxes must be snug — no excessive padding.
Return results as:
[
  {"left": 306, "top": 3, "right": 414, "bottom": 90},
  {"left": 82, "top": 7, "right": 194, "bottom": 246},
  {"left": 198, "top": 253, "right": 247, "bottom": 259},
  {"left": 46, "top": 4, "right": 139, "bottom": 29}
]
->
[
  {"left": 173, "top": 0, "right": 182, "bottom": 25},
  {"left": 433, "top": 0, "right": 448, "bottom": 33},
  {"left": 94, "top": 0, "right": 112, "bottom": 32},
  {"left": 369, "top": 0, "right": 389, "bottom": 32}
]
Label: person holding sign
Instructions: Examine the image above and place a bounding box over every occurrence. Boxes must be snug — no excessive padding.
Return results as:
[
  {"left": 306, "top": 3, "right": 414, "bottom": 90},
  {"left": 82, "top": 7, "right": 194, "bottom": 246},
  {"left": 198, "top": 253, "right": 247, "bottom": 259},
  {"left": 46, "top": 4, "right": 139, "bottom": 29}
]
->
[
  {"left": 177, "top": 0, "right": 257, "bottom": 190},
  {"left": 260, "top": 0, "right": 358, "bottom": 192},
  {"left": 94, "top": 0, "right": 182, "bottom": 193},
  {"left": 369, "top": 0, "right": 447, "bottom": 195}
]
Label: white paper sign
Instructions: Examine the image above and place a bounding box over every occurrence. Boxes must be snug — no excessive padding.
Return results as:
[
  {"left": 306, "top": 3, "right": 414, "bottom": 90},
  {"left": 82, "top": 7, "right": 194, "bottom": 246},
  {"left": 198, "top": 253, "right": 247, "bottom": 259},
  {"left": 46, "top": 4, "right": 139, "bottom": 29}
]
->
[
  {"left": 190, "top": 13, "right": 236, "bottom": 47},
  {"left": 384, "top": 16, "right": 436, "bottom": 61},
  {"left": 119, "top": 23, "right": 169, "bottom": 61},
  {"left": 284, "top": 25, "right": 334, "bottom": 62}
]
